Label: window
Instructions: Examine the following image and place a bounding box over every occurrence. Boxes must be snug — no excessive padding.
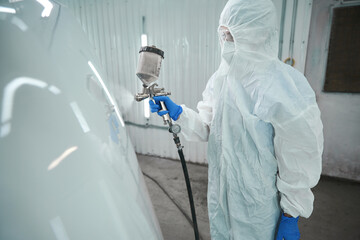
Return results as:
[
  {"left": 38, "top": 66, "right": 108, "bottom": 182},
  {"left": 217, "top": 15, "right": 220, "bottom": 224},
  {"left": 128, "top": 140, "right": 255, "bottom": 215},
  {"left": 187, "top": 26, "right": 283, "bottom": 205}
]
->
[{"left": 324, "top": 5, "right": 360, "bottom": 93}]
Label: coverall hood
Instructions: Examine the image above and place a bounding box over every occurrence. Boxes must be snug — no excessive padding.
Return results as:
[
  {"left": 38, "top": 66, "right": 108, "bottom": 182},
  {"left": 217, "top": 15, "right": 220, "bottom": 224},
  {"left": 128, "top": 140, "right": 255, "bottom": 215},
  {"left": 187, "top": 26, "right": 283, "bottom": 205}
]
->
[{"left": 219, "top": 0, "right": 279, "bottom": 58}]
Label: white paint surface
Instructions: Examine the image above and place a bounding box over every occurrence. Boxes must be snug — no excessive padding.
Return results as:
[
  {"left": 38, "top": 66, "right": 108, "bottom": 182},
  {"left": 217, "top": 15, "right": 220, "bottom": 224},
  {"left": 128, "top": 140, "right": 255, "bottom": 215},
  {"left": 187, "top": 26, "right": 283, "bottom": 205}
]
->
[
  {"left": 50, "top": 216, "right": 71, "bottom": 240},
  {"left": 70, "top": 101, "right": 90, "bottom": 133},
  {"left": 0, "top": 1, "right": 164, "bottom": 238}
]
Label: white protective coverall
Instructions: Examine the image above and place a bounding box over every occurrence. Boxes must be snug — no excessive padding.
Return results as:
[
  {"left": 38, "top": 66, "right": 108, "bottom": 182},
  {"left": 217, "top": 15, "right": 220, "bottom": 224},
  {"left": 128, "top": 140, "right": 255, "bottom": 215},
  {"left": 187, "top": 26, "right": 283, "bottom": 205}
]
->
[{"left": 176, "top": 0, "right": 324, "bottom": 239}]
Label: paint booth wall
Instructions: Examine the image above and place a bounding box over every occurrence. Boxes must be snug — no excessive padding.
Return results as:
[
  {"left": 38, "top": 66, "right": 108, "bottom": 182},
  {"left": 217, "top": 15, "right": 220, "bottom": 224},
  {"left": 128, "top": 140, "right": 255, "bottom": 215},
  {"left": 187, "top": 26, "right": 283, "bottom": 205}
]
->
[
  {"left": 58, "top": 0, "right": 228, "bottom": 163},
  {"left": 305, "top": 0, "right": 360, "bottom": 181},
  {"left": 58, "top": 0, "right": 314, "bottom": 164}
]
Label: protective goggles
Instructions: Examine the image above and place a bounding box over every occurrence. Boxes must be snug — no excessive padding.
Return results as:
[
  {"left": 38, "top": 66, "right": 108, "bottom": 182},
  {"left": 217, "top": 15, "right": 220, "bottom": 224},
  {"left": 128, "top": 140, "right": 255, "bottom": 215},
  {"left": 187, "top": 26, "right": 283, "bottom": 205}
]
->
[{"left": 218, "top": 26, "right": 234, "bottom": 43}]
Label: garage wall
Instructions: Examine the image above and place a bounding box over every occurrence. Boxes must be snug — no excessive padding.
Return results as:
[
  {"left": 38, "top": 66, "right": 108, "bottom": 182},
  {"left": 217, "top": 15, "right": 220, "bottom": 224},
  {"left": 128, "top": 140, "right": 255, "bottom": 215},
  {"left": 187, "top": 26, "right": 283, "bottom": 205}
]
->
[
  {"left": 58, "top": 0, "right": 227, "bottom": 163},
  {"left": 305, "top": 0, "right": 360, "bottom": 181},
  {"left": 58, "top": 0, "right": 313, "bottom": 164}
]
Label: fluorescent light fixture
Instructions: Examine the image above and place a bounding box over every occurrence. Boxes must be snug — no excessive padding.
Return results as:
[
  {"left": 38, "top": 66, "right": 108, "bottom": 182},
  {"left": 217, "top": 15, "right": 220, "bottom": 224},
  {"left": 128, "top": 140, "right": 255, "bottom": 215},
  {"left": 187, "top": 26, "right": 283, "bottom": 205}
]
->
[
  {"left": 141, "top": 34, "right": 148, "bottom": 47},
  {"left": 70, "top": 102, "right": 90, "bottom": 133},
  {"left": 144, "top": 100, "right": 150, "bottom": 118},
  {"left": 87, "top": 61, "right": 125, "bottom": 127},
  {"left": 0, "top": 6, "right": 16, "bottom": 14},
  {"left": 48, "top": 146, "right": 78, "bottom": 171},
  {"left": 36, "top": 0, "right": 53, "bottom": 17}
]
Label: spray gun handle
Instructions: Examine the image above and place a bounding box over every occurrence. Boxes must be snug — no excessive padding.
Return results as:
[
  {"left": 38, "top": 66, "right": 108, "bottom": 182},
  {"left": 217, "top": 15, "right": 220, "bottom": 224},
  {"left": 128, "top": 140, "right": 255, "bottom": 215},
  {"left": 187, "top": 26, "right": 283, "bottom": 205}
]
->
[{"left": 159, "top": 101, "right": 171, "bottom": 124}]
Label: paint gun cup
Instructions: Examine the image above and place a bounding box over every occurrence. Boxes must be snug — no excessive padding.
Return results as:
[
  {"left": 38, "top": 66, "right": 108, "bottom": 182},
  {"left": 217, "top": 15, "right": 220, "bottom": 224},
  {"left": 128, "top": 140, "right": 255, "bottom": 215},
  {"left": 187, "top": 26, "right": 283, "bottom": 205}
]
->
[
  {"left": 136, "top": 45, "right": 164, "bottom": 86},
  {"left": 135, "top": 46, "right": 172, "bottom": 124}
]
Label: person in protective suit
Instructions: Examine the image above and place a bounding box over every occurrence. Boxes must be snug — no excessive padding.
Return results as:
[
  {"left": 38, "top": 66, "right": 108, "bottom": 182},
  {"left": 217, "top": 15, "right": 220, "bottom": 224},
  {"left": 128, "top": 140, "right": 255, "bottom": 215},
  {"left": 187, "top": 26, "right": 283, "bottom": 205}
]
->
[{"left": 150, "top": 0, "right": 324, "bottom": 239}]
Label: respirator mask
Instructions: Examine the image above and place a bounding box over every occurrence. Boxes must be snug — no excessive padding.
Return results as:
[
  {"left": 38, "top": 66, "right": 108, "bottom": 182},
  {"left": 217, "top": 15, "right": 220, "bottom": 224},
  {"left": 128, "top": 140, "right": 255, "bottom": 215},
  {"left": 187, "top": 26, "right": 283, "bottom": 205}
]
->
[{"left": 219, "top": 26, "right": 235, "bottom": 63}]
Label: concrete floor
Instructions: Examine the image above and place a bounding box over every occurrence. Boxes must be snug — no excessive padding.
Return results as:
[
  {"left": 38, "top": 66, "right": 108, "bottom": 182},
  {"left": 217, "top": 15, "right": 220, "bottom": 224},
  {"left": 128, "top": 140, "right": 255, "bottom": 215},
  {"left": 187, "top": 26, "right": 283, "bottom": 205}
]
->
[{"left": 137, "top": 154, "right": 360, "bottom": 240}]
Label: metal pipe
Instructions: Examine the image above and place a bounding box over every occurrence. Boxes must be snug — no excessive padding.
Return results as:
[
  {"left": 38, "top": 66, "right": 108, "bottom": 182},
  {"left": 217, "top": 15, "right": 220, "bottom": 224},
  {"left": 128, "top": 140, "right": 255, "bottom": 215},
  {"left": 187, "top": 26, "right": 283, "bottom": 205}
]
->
[
  {"left": 278, "top": 0, "right": 287, "bottom": 60},
  {"left": 288, "top": 0, "right": 298, "bottom": 65},
  {"left": 340, "top": 0, "right": 360, "bottom": 6}
]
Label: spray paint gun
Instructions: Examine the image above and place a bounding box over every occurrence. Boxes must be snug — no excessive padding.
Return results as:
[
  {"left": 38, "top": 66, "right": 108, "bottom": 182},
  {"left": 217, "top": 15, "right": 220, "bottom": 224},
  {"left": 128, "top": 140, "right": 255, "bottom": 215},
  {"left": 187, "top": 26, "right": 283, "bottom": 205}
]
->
[
  {"left": 134, "top": 46, "right": 199, "bottom": 240},
  {"left": 135, "top": 46, "right": 182, "bottom": 144}
]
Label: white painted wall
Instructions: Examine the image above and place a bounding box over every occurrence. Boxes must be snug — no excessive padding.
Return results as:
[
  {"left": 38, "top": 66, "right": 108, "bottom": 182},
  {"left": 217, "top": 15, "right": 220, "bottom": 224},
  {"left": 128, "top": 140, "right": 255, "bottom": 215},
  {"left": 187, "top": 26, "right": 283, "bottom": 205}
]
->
[
  {"left": 59, "top": 0, "right": 313, "bottom": 164},
  {"left": 58, "top": 0, "right": 227, "bottom": 163},
  {"left": 305, "top": 0, "right": 360, "bottom": 181}
]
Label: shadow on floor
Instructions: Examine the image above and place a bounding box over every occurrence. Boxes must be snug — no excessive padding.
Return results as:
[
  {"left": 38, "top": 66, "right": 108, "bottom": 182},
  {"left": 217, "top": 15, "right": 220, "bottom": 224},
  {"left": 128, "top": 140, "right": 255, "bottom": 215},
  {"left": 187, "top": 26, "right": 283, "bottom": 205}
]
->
[{"left": 137, "top": 154, "right": 360, "bottom": 240}]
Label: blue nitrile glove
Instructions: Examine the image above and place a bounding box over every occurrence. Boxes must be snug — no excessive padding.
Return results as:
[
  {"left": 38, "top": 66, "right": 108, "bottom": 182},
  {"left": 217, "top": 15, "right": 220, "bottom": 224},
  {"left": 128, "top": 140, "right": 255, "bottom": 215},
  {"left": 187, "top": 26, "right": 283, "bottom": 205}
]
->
[
  {"left": 275, "top": 214, "right": 300, "bottom": 240},
  {"left": 149, "top": 96, "right": 183, "bottom": 121}
]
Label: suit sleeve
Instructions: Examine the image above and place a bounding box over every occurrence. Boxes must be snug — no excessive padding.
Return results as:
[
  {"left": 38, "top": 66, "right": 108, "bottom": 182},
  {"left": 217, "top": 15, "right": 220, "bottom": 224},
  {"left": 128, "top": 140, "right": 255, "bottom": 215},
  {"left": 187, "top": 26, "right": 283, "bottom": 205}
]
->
[
  {"left": 272, "top": 104, "right": 323, "bottom": 218},
  {"left": 255, "top": 73, "right": 324, "bottom": 218}
]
